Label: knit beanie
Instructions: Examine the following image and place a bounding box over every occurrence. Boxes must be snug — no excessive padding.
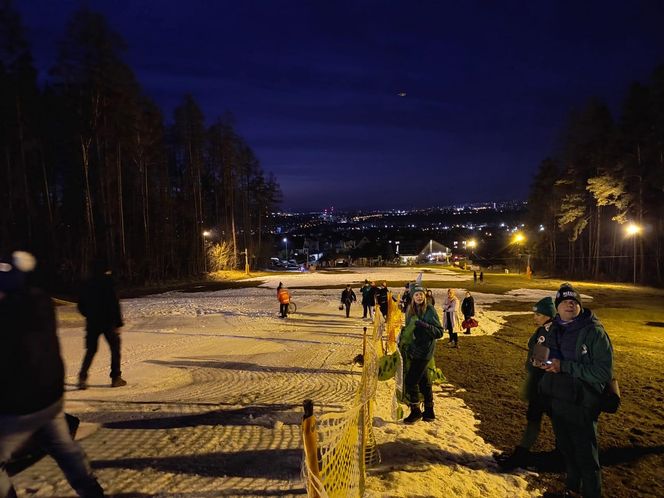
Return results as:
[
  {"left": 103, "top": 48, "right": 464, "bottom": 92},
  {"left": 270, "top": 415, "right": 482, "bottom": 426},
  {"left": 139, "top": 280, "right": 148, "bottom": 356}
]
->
[
  {"left": 0, "top": 251, "right": 36, "bottom": 293},
  {"left": 411, "top": 272, "right": 424, "bottom": 294},
  {"left": 533, "top": 296, "right": 556, "bottom": 318},
  {"left": 555, "top": 283, "right": 582, "bottom": 309}
]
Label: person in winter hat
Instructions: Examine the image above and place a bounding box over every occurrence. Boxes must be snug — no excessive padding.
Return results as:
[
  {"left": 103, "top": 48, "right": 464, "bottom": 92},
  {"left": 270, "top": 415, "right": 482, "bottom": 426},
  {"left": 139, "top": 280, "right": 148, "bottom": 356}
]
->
[
  {"left": 400, "top": 274, "right": 443, "bottom": 424},
  {"left": 0, "top": 252, "right": 106, "bottom": 497},
  {"left": 538, "top": 283, "right": 613, "bottom": 498},
  {"left": 77, "top": 258, "right": 126, "bottom": 389},
  {"left": 498, "top": 296, "right": 557, "bottom": 471}
]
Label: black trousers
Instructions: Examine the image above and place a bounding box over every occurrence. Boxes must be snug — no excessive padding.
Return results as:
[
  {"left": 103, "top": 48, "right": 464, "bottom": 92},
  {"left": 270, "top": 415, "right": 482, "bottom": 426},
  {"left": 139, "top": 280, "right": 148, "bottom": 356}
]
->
[
  {"left": 405, "top": 357, "right": 433, "bottom": 405},
  {"left": 279, "top": 303, "right": 288, "bottom": 317},
  {"left": 79, "top": 328, "right": 122, "bottom": 379},
  {"left": 344, "top": 302, "right": 351, "bottom": 317}
]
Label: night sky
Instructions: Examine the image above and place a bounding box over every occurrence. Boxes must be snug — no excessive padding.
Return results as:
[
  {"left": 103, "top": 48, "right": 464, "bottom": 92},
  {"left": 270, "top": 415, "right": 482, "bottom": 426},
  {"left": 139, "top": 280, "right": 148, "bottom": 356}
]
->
[{"left": 15, "top": 1, "right": 664, "bottom": 211}]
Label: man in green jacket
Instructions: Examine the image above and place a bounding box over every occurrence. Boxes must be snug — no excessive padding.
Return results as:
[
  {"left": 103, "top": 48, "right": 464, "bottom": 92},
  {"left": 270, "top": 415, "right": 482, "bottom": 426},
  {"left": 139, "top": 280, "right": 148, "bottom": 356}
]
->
[{"left": 539, "top": 283, "right": 613, "bottom": 498}]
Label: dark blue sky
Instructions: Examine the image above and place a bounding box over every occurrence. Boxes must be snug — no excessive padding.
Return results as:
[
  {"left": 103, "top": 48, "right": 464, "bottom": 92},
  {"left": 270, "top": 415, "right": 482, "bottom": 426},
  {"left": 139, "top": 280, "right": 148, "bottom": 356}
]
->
[{"left": 15, "top": 1, "right": 664, "bottom": 211}]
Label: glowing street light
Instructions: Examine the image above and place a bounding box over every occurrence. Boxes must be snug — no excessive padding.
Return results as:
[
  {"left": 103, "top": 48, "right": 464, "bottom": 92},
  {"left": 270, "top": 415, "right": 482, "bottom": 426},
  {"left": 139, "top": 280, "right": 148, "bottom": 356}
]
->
[
  {"left": 202, "top": 230, "right": 211, "bottom": 272},
  {"left": 283, "top": 237, "right": 288, "bottom": 258},
  {"left": 513, "top": 233, "right": 525, "bottom": 244},
  {"left": 467, "top": 240, "right": 477, "bottom": 249},
  {"left": 625, "top": 223, "right": 641, "bottom": 284}
]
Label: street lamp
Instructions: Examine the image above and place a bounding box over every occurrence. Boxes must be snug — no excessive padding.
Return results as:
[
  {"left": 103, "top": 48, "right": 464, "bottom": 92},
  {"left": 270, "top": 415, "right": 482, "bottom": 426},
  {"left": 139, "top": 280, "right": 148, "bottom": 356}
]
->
[
  {"left": 202, "top": 230, "right": 211, "bottom": 272},
  {"left": 625, "top": 223, "right": 641, "bottom": 285},
  {"left": 283, "top": 237, "right": 288, "bottom": 259},
  {"left": 512, "top": 233, "right": 528, "bottom": 275}
]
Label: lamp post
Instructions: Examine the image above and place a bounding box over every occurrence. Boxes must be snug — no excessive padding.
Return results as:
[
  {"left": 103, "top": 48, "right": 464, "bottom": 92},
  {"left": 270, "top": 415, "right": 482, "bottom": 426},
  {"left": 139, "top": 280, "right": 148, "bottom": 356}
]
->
[
  {"left": 512, "top": 232, "right": 526, "bottom": 275},
  {"left": 283, "top": 237, "right": 288, "bottom": 259},
  {"left": 202, "top": 230, "right": 211, "bottom": 272},
  {"left": 625, "top": 223, "right": 641, "bottom": 285}
]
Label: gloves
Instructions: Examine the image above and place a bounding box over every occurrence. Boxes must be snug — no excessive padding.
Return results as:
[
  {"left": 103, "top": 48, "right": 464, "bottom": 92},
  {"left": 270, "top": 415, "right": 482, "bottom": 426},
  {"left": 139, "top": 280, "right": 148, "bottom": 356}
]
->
[{"left": 415, "top": 320, "right": 431, "bottom": 330}]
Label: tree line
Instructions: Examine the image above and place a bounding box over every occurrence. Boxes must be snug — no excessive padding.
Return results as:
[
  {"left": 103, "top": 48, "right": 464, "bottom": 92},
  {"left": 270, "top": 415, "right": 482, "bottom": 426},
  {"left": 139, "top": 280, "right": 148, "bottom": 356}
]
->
[
  {"left": 0, "top": 2, "right": 281, "bottom": 285},
  {"left": 527, "top": 64, "right": 664, "bottom": 285}
]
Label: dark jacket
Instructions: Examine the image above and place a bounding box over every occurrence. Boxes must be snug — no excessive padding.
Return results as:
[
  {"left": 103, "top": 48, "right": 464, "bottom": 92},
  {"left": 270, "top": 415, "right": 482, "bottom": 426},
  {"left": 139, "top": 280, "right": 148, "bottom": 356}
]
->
[
  {"left": 341, "top": 289, "right": 357, "bottom": 304},
  {"left": 0, "top": 288, "right": 64, "bottom": 414},
  {"left": 539, "top": 308, "right": 613, "bottom": 422},
  {"left": 461, "top": 296, "right": 475, "bottom": 317},
  {"left": 521, "top": 322, "right": 551, "bottom": 402},
  {"left": 375, "top": 287, "right": 388, "bottom": 306},
  {"left": 360, "top": 284, "right": 373, "bottom": 305},
  {"left": 405, "top": 304, "right": 443, "bottom": 360},
  {"left": 78, "top": 275, "right": 123, "bottom": 331}
]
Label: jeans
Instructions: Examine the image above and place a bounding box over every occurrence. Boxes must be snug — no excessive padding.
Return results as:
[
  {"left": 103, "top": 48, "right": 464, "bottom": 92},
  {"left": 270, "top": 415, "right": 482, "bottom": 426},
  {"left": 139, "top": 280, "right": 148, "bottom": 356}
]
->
[
  {"left": 0, "top": 399, "right": 104, "bottom": 497},
  {"left": 79, "top": 328, "right": 122, "bottom": 380}
]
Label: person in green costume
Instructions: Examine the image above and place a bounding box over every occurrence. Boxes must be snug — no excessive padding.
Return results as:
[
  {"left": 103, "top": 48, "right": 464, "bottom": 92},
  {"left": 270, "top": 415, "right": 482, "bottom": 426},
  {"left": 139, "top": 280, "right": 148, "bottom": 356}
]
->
[{"left": 398, "top": 281, "right": 444, "bottom": 424}]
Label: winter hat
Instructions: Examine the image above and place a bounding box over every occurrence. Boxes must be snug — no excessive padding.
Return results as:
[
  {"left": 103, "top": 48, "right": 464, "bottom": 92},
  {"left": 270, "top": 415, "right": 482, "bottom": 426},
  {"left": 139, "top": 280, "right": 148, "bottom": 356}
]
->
[
  {"left": 0, "top": 251, "right": 36, "bottom": 292},
  {"left": 411, "top": 272, "right": 425, "bottom": 294},
  {"left": 555, "top": 283, "right": 582, "bottom": 309},
  {"left": 533, "top": 296, "right": 556, "bottom": 318}
]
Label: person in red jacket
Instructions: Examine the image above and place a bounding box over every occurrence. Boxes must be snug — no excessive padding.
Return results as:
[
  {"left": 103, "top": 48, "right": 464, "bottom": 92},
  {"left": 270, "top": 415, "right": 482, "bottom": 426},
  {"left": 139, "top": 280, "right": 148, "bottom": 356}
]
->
[{"left": 277, "top": 282, "right": 290, "bottom": 318}]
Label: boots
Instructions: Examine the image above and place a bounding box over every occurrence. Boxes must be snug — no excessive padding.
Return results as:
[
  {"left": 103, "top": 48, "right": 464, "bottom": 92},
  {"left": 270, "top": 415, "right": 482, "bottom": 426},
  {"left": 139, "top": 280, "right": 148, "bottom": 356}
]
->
[
  {"left": 403, "top": 404, "right": 423, "bottom": 424},
  {"left": 497, "top": 445, "right": 530, "bottom": 471},
  {"left": 111, "top": 376, "right": 127, "bottom": 388},
  {"left": 423, "top": 403, "right": 435, "bottom": 422}
]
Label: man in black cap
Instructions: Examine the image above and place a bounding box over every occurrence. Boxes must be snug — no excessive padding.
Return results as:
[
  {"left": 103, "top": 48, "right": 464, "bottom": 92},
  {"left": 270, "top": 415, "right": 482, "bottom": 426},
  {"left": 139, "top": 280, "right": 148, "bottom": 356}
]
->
[
  {"left": 538, "top": 283, "right": 613, "bottom": 498},
  {"left": 0, "top": 252, "right": 105, "bottom": 497}
]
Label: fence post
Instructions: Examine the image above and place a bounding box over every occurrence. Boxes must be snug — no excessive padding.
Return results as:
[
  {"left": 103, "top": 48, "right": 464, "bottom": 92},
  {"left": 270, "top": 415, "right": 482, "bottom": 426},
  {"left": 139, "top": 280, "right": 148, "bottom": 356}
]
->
[{"left": 302, "top": 399, "right": 323, "bottom": 498}]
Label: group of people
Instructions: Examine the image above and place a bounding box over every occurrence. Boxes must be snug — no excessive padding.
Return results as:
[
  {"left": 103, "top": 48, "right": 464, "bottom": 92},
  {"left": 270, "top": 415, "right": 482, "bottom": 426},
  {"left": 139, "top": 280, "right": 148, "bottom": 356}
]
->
[
  {"left": 498, "top": 284, "right": 614, "bottom": 497},
  {"left": 346, "top": 274, "right": 612, "bottom": 497},
  {"left": 1, "top": 252, "right": 126, "bottom": 497}
]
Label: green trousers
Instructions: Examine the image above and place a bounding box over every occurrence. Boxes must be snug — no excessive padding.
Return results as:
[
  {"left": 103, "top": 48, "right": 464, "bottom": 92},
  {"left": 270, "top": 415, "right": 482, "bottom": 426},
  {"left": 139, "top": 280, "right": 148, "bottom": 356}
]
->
[{"left": 551, "top": 415, "right": 601, "bottom": 498}]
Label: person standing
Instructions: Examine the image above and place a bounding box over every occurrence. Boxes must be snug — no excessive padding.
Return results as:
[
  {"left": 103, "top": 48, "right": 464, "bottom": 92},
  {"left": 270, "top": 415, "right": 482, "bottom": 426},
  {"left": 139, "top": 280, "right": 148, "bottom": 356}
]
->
[
  {"left": 0, "top": 251, "right": 105, "bottom": 497},
  {"left": 425, "top": 289, "right": 435, "bottom": 307},
  {"left": 461, "top": 291, "right": 475, "bottom": 335},
  {"left": 399, "top": 282, "right": 443, "bottom": 424},
  {"left": 498, "top": 296, "right": 556, "bottom": 471},
  {"left": 539, "top": 283, "right": 613, "bottom": 498},
  {"left": 78, "top": 259, "right": 126, "bottom": 389},
  {"left": 376, "top": 281, "right": 389, "bottom": 318},
  {"left": 442, "top": 288, "right": 462, "bottom": 347},
  {"left": 360, "top": 280, "right": 374, "bottom": 319},
  {"left": 399, "top": 283, "right": 412, "bottom": 312},
  {"left": 479, "top": 271, "right": 484, "bottom": 283},
  {"left": 277, "top": 282, "right": 290, "bottom": 318},
  {"left": 340, "top": 284, "right": 356, "bottom": 318},
  {"left": 473, "top": 271, "right": 478, "bottom": 284}
]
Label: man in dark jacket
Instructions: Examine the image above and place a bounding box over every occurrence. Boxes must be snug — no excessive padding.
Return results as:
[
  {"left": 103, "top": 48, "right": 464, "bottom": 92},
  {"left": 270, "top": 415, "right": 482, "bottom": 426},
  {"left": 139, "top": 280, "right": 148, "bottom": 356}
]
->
[
  {"left": 0, "top": 252, "right": 105, "bottom": 497},
  {"left": 340, "top": 285, "right": 357, "bottom": 318},
  {"left": 375, "top": 281, "right": 389, "bottom": 318},
  {"left": 360, "top": 280, "right": 376, "bottom": 320},
  {"left": 539, "top": 283, "right": 613, "bottom": 498},
  {"left": 78, "top": 259, "right": 126, "bottom": 389}
]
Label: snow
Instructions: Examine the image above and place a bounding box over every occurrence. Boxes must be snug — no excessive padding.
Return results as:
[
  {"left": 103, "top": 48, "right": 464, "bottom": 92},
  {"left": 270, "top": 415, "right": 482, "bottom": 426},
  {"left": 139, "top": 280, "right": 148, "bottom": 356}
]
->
[{"left": 12, "top": 267, "right": 551, "bottom": 497}]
